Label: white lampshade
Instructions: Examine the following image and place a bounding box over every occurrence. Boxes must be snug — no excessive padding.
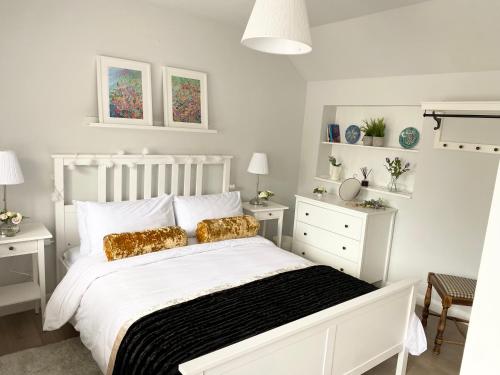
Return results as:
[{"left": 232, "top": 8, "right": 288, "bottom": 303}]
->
[
  {"left": 0, "top": 151, "right": 24, "bottom": 185},
  {"left": 247, "top": 153, "right": 269, "bottom": 175},
  {"left": 241, "top": 0, "right": 312, "bottom": 55}
]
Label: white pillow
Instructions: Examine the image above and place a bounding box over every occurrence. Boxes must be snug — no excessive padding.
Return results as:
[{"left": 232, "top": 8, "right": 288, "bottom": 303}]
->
[
  {"left": 74, "top": 201, "right": 91, "bottom": 255},
  {"left": 174, "top": 191, "right": 243, "bottom": 237},
  {"left": 75, "top": 194, "right": 175, "bottom": 255}
]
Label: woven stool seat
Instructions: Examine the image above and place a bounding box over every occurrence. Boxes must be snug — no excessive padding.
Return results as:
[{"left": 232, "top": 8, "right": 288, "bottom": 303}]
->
[{"left": 433, "top": 273, "right": 476, "bottom": 300}]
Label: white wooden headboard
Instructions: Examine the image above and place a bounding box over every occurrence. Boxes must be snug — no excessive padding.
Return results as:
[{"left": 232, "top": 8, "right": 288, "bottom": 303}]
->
[{"left": 52, "top": 153, "right": 233, "bottom": 280}]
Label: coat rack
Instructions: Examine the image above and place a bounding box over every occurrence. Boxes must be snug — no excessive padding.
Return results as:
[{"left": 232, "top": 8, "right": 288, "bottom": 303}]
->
[{"left": 421, "top": 102, "right": 500, "bottom": 155}]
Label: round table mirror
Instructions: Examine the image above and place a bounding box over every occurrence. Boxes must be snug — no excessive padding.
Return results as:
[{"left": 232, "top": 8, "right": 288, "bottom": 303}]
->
[{"left": 339, "top": 178, "right": 361, "bottom": 201}]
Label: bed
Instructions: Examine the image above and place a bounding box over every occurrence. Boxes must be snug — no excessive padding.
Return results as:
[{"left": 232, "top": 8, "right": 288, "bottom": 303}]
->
[{"left": 45, "top": 153, "right": 422, "bottom": 375}]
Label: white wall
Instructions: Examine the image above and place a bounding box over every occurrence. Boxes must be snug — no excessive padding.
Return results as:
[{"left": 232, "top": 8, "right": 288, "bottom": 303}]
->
[
  {"left": 461, "top": 162, "right": 500, "bottom": 374},
  {"left": 0, "top": 0, "right": 305, "bottom": 298},
  {"left": 290, "top": 0, "right": 500, "bottom": 318},
  {"left": 296, "top": 71, "right": 500, "bottom": 317},
  {"left": 291, "top": 0, "right": 500, "bottom": 81}
]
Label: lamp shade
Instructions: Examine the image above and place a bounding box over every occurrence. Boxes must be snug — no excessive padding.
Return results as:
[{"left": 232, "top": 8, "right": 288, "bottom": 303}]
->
[
  {"left": 247, "top": 153, "right": 269, "bottom": 175},
  {"left": 0, "top": 151, "right": 24, "bottom": 185},
  {"left": 241, "top": 0, "right": 312, "bottom": 55}
]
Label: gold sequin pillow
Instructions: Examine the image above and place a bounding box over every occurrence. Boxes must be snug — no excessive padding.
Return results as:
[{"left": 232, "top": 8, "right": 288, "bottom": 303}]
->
[
  {"left": 103, "top": 226, "right": 188, "bottom": 261},
  {"left": 196, "top": 215, "right": 260, "bottom": 243}
]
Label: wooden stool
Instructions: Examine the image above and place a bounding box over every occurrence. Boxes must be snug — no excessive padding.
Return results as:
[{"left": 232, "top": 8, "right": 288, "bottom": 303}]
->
[{"left": 421, "top": 272, "right": 476, "bottom": 354}]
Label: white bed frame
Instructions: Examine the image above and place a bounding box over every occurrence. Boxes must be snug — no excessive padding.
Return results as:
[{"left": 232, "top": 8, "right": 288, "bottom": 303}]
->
[{"left": 52, "top": 153, "right": 417, "bottom": 375}]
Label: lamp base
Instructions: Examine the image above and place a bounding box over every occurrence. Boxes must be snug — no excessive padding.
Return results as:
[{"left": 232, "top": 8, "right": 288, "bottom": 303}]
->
[{"left": 249, "top": 197, "right": 267, "bottom": 206}]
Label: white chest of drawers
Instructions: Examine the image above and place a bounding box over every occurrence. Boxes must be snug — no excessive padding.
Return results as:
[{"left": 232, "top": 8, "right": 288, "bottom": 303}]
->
[{"left": 292, "top": 194, "right": 397, "bottom": 284}]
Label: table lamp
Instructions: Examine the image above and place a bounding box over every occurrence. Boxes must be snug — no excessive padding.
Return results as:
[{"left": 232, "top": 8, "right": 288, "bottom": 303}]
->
[
  {"left": 0, "top": 151, "right": 24, "bottom": 211},
  {"left": 247, "top": 152, "right": 268, "bottom": 206}
]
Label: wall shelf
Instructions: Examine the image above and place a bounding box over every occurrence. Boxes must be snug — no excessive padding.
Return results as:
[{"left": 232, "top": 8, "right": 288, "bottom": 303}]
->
[
  {"left": 88, "top": 122, "right": 218, "bottom": 134},
  {"left": 314, "top": 175, "right": 413, "bottom": 199},
  {"left": 321, "top": 142, "right": 419, "bottom": 153}
]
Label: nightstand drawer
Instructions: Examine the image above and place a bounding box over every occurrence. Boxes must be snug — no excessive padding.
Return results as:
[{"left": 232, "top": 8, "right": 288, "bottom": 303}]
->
[
  {"left": 292, "top": 240, "right": 359, "bottom": 277},
  {"left": 254, "top": 210, "right": 281, "bottom": 221},
  {"left": 0, "top": 240, "right": 38, "bottom": 257},
  {"left": 295, "top": 221, "right": 361, "bottom": 262},
  {"left": 296, "top": 202, "right": 363, "bottom": 240}
]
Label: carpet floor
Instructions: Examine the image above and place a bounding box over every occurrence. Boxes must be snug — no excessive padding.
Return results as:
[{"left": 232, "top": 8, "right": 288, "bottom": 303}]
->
[{"left": 0, "top": 338, "right": 100, "bottom": 375}]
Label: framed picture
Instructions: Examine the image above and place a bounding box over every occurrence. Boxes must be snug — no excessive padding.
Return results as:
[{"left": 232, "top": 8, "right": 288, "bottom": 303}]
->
[
  {"left": 97, "top": 56, "right": 153, "bottom": 125},
  {"left": 163, "top": 67, "right": 208, "bottom": 129}
]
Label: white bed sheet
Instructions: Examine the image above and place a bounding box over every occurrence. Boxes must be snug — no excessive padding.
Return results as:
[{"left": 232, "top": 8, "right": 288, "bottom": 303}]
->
[{"left": 46, "top": 236, "right": 426, "bottom": 373}]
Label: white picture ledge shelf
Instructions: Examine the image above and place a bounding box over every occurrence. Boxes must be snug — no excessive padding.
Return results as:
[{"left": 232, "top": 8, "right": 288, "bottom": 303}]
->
[
  {"left": 88, "top": 122, "right": 218, "bottom": 134},
  {"left": 314, "top": 175, "right": 413, "bottom": 199},
  {"left": 321, "top": 142, "right": 419, "bottom": 153}
]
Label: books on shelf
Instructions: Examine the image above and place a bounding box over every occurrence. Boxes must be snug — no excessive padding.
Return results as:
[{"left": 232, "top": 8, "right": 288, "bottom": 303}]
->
[{"left": 326, "top": 124, "right": 340, "bottom": 143}]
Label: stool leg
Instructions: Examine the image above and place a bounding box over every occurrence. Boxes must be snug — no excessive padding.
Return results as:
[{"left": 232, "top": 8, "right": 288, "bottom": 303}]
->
[
  {"left": 421, "top": 275, "right": 433, "bottom": 328},
  {"left": 433, "top": 304, "right": 449, "bottom": 354}
]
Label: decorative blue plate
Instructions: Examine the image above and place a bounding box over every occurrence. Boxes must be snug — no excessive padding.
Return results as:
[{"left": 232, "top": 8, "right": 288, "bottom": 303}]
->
[
  {"left": 345, "top": 125, "right": 361, "bottom": 144},
  {"left": 399, "top": 127, "right": 420, "bottom": 149}
]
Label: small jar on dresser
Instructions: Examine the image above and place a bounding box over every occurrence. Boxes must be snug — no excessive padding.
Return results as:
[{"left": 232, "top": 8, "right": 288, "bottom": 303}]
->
[{"left": 292, "top": 194, "right": 397, "bottom": 284}]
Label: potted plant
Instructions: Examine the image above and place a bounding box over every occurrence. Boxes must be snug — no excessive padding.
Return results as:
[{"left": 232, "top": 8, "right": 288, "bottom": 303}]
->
[
  {"left": 328, "top": 156, "right": 342, "bottom": 181},
  {"left": 258, "top": 190, "right": 274, "bottom": 201},
  {"left": 360, "top": 121, "right": 374, "bottom": 146},
  {"left": 384, "top": 157, "right": 410, "bottom": 192},
  {"left": 0, "top": 211, "right": 24, "bottom": 237},
  {"left": 362, "top": 118, "right": 386, "bottom": 147},
  {"left": 313, "top": 186, "right": 327, "bottom": 199}
]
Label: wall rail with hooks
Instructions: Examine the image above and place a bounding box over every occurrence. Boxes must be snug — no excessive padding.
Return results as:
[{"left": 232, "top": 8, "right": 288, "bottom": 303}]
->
[{"left": 421, "top": 102, "right": 500, "bottom": 155}]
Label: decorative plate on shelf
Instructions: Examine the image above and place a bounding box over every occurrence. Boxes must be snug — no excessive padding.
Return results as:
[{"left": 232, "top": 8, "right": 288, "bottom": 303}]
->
[
  {"left": 345, "top": 125, "right": 361, "bottom": 144},
  {"left": 399, "top": 127, "right": 420, "bottom": 149}
]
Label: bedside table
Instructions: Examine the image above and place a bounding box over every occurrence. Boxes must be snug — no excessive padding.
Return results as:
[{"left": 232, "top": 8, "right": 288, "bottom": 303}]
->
[
  {"left": 242, "top": 201, "right": 289, "bottom": 247},
  {"left": 0, "top": 222, "right": 52, "bottom": 319}
]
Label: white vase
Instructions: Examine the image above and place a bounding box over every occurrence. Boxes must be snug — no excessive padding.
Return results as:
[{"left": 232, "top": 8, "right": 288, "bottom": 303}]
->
[{"left": 330, "top": 165, "right": 342, "bottom": 181}]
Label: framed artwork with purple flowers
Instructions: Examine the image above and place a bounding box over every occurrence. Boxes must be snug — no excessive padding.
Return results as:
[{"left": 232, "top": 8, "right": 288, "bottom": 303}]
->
[
  {"left": 97, "top": 56, "right": 153, "bottom": 126},
  {"left": 163, "top": 67, "right": 208, "bottom": 130}
]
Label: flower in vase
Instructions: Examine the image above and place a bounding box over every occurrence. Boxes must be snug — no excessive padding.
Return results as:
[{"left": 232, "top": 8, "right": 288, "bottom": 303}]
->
[{"left": 11, "top": 214, "right": 23, "bottom": 225}]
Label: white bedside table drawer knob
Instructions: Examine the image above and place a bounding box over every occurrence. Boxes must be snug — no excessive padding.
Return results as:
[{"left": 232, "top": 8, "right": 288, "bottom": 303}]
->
[{"left": 8, "top": 246, "right": 14, "bottom": 251}]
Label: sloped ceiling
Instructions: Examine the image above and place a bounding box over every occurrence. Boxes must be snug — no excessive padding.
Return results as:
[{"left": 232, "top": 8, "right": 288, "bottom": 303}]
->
[{"left": 148, "top": 0, "right": 430, "bottom": 28}]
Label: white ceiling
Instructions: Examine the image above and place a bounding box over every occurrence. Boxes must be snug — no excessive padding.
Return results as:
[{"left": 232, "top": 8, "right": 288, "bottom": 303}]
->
[{"left": 148, "top": 0, "right": 430, "bottom": 28}]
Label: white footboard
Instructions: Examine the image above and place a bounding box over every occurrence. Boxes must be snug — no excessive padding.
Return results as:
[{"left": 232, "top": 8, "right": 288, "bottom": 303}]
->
[{"left": 179, "top": 279, "right": 417, "bottom": 375}]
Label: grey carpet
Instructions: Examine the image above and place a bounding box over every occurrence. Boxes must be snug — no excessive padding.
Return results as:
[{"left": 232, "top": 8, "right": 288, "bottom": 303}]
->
[{"left": 0, "top": 338, "right": 101, "bottom": 375}]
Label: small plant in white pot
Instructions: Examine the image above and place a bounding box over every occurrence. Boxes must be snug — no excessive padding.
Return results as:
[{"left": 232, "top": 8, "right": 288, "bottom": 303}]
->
[
  {"left": 360, "top": 122, "right": 374, "bottom": 146},
  {"left": 328, "top": 156, "right": 342, "bottom": 181},
  {"left": 362, "top": 118, "right": 386, "bottom": 147}
]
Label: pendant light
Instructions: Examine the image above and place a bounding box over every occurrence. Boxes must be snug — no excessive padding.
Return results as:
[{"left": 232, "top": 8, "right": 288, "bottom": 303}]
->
[{"left": 241, "top": 0, "right": 312, "bottom": 55}]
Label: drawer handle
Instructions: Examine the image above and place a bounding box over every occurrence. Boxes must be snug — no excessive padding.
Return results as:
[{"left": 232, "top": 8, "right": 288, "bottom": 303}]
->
[
  {"left": 340, "top": 268, "right": 344, "bottom": 272},
  {"left": 344, "top": 224, "right": 349, "bottom": 228},
  {"left": 342, "top": 246, "right": 346, "bottom": 250},
  {"left": 305, "top": 212, "right": 309, "bottom": 216},
  {"left": 301, "top": 252, "right": 305, "bottom": 255},
  {"left": 8, "top": 246, "right": 14, "bottom": 251},
  {"left": 303, "top": 232, "right": 307, "bottom": 236},
  {"left": 268, "top": 213, "right": 272, "bottom": 216}
]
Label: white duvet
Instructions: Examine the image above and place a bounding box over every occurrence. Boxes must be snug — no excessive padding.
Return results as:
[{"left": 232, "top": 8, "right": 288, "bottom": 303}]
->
[
  {"left": 44, "top": 236, "right": 426, "bottom": 374},
  {"left": 44, "top": 237, "right": 312, "bottom": 373}
]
